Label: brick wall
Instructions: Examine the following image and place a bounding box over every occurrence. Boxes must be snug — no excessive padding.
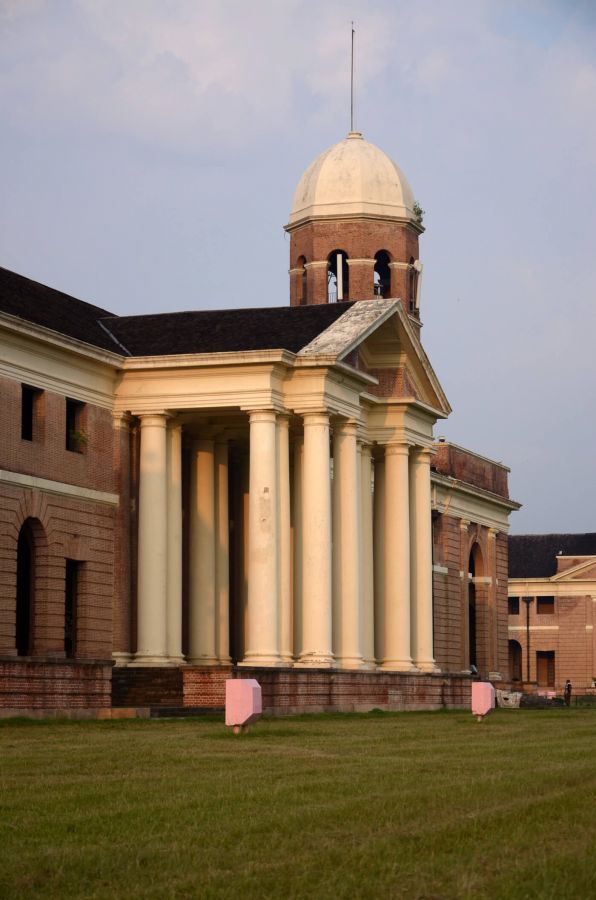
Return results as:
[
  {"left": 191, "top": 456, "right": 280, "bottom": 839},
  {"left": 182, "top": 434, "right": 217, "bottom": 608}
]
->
[
  {"left": 0, "top": 658, "right": 112, "bottom": 709},
  {"left": 432, "top": 442, "right": 509, "bottom": 499}
]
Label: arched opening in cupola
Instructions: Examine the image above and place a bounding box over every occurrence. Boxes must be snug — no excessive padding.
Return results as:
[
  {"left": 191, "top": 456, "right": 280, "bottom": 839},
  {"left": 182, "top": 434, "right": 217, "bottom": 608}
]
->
[
  {"left": 327, "top": 250, "right": 349, "bottom": 302},
  {"left": 374, "top": 250, "right": 391, "bottom": 298}
]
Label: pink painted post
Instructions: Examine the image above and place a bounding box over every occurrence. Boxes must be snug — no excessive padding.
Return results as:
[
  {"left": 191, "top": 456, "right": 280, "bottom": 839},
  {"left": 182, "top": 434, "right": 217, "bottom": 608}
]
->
[
  {"left": 225, "top": 679, "right": 262, "bottom": 734},
  {"left": 471, "top": 682, "right": 495, "bottom": 722}
]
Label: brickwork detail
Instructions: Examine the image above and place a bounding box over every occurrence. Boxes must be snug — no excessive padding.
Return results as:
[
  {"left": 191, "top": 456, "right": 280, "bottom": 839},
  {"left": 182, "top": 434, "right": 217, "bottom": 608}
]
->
[{"left": 0, "top": 659, "right": 112, "bottom": 708}]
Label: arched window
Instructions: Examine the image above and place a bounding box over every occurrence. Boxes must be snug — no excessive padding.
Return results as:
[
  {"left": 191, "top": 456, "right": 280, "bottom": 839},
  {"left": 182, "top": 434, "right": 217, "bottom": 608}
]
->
[
  {"left": 374, "top": 250, "right": 391, "bottom": 298},
  {"left": 296, "top": 256, "right": 307, "bottom": 306},
  {"left": 16, "top": 521, "right": 35, "bottom": 656},
  {"left": 408, "top": 257, "right": 417, "bottom": 311},
  {"left": 327, "top": 250, "right": 349, "bottom": 302},
  {"left": 509, "top": 640, "right": 522, "bottom": 682}
]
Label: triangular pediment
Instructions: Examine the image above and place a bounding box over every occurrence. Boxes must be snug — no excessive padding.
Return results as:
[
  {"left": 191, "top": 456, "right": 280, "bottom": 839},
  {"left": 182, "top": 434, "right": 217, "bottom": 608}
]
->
[
  {"left": 299, "top": 299, "right": 451, "bottom": 416},
  {"left": 552, "top": 557, "right": 596, "bottom": 582}
]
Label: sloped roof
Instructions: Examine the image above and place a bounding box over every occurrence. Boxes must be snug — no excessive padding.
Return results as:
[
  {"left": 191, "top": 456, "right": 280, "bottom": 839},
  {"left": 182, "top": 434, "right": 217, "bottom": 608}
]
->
[
  {"left": 0, "top": 266, "right": 119, "bottom": 353},
  {"left": 0, "top": 266, "right": 355, "bottom": 356},
  {"left": 102, "top": 304, "right": 352, "bottom": 356},
  {"left": 509, "top": 533, "right": 596, "bottom": 578}
]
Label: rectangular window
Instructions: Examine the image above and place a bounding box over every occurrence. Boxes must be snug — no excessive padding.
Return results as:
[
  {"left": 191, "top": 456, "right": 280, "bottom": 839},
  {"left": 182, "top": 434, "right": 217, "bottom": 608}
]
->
[
  {"left": 66, "top": 399, "right": 86, "bottom": 452},
  {"left": 536, "top": 650, "right": 555, "bottom": 687},
  {"left": 508, "top": 597, "right": 520, "bottom": 616},
  {"left": 536, "top": 596, "right": 555, "bottom": 615},
  {"left": 64, "top": 559, "right": 80, "bottom": 659},
  {"left": 21, "top": 385, "right": 42, "bottom": 441}
]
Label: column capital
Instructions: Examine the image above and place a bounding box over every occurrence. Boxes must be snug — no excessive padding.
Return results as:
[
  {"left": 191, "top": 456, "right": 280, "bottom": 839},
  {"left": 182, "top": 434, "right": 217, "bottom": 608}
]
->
[
  {"left": 302, "top": 410, "right": 330, "bottom": 427},
  {"left": 411, "top": 446, "right": 434, "bottom": 463},
  {"left": 334, "top": 419, "right": 359, "bottom": 437},
  {"left": 388, "top": 261, "right": 412, "bottom": 271},
  {"left": 384, "top": 442, "right": 411, "bottom": 458},
  {"left": 304, "top": 260, "right": 328, "bottom": 271},
  {"left": 112, "top": 411, "right": 133, "bottom": 430},
  {"left": 460, "top": 518, "right": 470, "bottom": 532},
  {"left": 289, "top": 266, "right": 305, "bottom": 275},
  {"left": 248, "top": 408, "right": 278, "bottom": 425},
  {"left": 137, "top": 412, "right": 170, "bottom": 428}
]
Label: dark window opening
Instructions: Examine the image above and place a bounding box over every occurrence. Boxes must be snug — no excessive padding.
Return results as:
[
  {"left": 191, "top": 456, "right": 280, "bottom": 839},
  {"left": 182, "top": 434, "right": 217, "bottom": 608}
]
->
[
  {"left": 327, "top": 250, "right": 349, "bottom": 302},
  {"left": 16, "top": 523, "right": 34, "bottom": 656},
  {"left": 536, "top": 596, "right": 555, "bottom": 615},
  {"left": 296, "top": 256, "right": 307, "bottom": 306},
  {"left": 374, "top": 250, "right": 391, "bottom": 298},
  {"left": 65, "top": 559, "right": 80, "bottom": 658},
  {"left": 66, "top": 399, "right": 86, "bottom": 452},
  {"left": 21, "top": 385, "right": 42, "bottom": 441},
  {"left": 408, "top": 257, "right": 418, "bottom": 312},
  {"left": 537, "top": 650, "right": 555, "bottom": 687},
  {"left": 509, "top": 640, "right": 522, "bottom": 682},
  {"left": 508, "top": 596, "right": 520, "bottom": 616}
]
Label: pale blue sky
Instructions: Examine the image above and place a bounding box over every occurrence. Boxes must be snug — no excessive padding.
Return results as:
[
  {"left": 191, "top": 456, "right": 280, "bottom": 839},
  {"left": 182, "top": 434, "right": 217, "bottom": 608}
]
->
[{"left": 1, "top": 0, "right": 595, "bottom": 533}]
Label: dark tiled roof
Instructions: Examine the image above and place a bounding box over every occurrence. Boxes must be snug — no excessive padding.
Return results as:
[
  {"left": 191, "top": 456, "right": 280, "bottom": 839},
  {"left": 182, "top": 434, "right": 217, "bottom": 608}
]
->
[
  {"left": 0, "top": 266, "right": 354, "bottom": 356},
  {"left": 101, "top": 304, "right": 353, "bottom": 356},
  {"left": 0, "top": 266, "right": 120, "bottom": 353},
  {"left": 509, "top": 533, "right": 596, "bottom": 578}
]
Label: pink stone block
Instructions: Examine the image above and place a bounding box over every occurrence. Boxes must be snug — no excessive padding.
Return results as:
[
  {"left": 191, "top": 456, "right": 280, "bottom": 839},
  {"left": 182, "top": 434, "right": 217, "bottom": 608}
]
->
[
  {"left": 471, "top": 682, "right": 495, "bottom": 719},
  {"left": 225, "top": 679, "right": 262, "bottom": 728}
]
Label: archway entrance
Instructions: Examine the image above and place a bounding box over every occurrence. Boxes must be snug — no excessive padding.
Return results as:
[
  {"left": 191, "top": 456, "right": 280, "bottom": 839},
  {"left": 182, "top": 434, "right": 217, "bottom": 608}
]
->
[
  {"left": 16, "top": 522, "right": 34, "bottom": 656},
  {"left": 508, "top": 639, "right": 522, "bottom": 682}
]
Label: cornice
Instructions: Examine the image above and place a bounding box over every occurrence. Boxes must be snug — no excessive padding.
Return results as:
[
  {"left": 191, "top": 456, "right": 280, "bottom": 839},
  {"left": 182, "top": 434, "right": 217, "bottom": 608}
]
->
[{"left": 0, "top": 310, "right": 124, "bottom": 367}]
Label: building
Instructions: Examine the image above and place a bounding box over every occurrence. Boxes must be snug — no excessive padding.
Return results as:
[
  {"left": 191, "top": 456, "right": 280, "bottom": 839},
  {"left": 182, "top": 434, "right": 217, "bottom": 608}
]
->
[
  {"left": 508, "top": 534, "right": 596, "bottom": 693},
  {"left": 0, "top": 132, "right": 519, "bottom": 716}
]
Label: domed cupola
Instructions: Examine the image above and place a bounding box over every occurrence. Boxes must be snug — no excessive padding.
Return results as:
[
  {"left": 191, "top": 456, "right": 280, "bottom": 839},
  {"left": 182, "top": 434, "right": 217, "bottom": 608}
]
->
[{"left": 285, "top": 132, "right": 424, "bottom": 321}]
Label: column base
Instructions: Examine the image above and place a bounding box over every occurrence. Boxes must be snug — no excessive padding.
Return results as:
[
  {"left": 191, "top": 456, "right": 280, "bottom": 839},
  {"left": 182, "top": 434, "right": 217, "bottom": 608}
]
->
[
  {"left": 112, "top": 652, "right": 133, "bottom": 667},
  {"left": 379, "top": 658, "right": 417, "bottom": 673},
  {"left": 488, "top": 671, "right": 503, "bottom": 681},
  {"left": 294, "top": 652, "right": 335, "bottom": 669},
  {"left": 129, "top": 654, "right": 174, "bottom": 667},
  {"left": 415, "top": 660, "right": 441, "bottom": 674},
  {"left": 166, "top": 655, "right": 187, "bottom": 666},
  {"left": 186, "top": 656, "right": 219, "bottom": 666},
  {"left": 217, "top": 655, "right": 233, "bottom": 666},
  {"left": 334, "top": 656, "right": 368, "bottom": 671},
  {"left": 279, "top": 655, "right": 294, "bottom": 667},
  {"left": 239, "top": 654, "right": 283, "bottom": 667}
]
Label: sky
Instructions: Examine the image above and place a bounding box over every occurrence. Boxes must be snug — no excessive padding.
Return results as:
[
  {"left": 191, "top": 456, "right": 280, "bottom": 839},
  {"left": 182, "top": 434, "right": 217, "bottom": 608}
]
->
[{"left": 1, "top": 0, "right": 595, "bottom": 534}]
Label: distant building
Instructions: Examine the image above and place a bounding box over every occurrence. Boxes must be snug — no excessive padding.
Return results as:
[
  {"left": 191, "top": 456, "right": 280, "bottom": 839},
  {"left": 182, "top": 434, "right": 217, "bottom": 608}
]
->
[
  {"left": 508, "top": 534, "right": 596, "bottom": 693},
  {"left": 0, "top": 132, "right": 519, "bottom": 715}
]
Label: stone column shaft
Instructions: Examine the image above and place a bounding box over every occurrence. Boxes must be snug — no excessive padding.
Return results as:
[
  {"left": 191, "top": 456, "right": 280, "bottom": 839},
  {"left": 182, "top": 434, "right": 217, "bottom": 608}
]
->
[
  {"left": 166, "top": 423, "right": 184, "bottom": 663},
  {"left": 297, "top": 412, "right": 334, "bottom": 667},
  {"left": 292, "top": 436, "right": 304, "bottom": 661},
  {"left": 188, "top": 440, "right": 217, "bottom": 664},
  {"left": 409, "top": 447, "right": 436, "bottom": 672},
  {"left": 277, "top": 416, "right": 292, "bottom": 665},
  {"left": 135, "top": 414, "right": 168, "bottom": 664},
  {"left": 361, "top": 444, "right": 375, "bottom": 667},
  {"left": 332, "top": 422, "right": 364, "bottom": 668},
  {"left": 373, "top": 455, "right": 386, "bottom": 664},
  {"left": 242, "top": 410, "right": 281, "bottom": 666},
  {"left": 382, "top": 443, "right": 414, "bottom": 670},
  {"left": 215, "top": 440, "right": 231, "bottom": 664}
]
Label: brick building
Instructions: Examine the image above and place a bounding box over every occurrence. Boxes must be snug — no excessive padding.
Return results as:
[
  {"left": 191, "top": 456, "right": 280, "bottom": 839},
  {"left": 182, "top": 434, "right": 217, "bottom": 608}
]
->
[
  {"left": 0, "top": 131, "right": 519, "bottom": 715},
  {"left": 508, "top": 534, "right": 596, "bottom": 693}
]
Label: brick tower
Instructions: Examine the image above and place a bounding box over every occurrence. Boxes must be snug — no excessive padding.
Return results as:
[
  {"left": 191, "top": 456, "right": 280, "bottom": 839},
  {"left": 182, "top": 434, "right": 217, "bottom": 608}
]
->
[{"left": 285, "top": 131, "right": 424, "bottom": 322}]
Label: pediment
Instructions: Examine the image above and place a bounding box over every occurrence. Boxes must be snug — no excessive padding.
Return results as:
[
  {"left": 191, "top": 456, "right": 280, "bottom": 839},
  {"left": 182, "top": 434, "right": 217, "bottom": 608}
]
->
[
  {"left": 299, "top": 299, "right": 451, "bottom": 416},
  {"left": 552, "top": 558, "right": 596, "bottom": 582}
]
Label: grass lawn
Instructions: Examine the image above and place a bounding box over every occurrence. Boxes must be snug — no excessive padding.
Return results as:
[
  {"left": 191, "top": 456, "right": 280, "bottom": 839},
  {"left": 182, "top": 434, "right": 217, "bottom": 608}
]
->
[{"left": 1, "top": 709, "right": 595, "bottom": 899}]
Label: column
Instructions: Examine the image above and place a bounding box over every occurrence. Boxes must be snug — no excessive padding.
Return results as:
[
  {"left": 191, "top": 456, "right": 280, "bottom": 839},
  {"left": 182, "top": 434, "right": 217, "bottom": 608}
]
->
[
  {"left": 381, "top": 443, "right": 414, "bottom": 670},
  {"left": 373, "top": 453, "right": 386, "bottom": 664},
  {"left": 135, "top": 413, "right": 168, "bottom": 664},
  {"left": 361, "top": 443, "right": 375, "bottom": 667},
  {"left": 277, "top": 415, "right": 293, "bottom": 665},
  {"left": 188, "top": 439, "right": 217, "bottom": 664},
  {"left": 409, "top": 447, "right": 437, "bottom": 672},
  {"left": 242, "top": 410, "right": 281, "bottom": 666},
  {"left": 332, "top": 421, "right": 364, "bottom": 668},
  {"left": 292, "top": 435, "right": 304, "bottom": 661},
  {"left": 166, "top": 422, "right": 184, "bottom": 664},
  {"left": 304, "top": 260, "right": 329, "bottom": 305},
  {"left": 296, "top": 411, "right": 334, "bottom": 667},
  {"left": 215, "top": 439, "right": 231, "bottom": 664},
  {"left": 346, "top": 257, "right": 375, "bottom": 300}
]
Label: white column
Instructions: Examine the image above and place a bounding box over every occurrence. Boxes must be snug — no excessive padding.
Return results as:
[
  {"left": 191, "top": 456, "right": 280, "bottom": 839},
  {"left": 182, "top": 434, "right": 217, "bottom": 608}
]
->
[
  {"left": 292, "top": 435, "right": 304, "bottom": 661},
  {"left": 332, "top": 421, "right": 364, "bottom": 668},
  {"left": 135, "top": 413, "right": 168, "bottom": 664},
  {"left": 277, "top": 415, "right": 293, "bottom": 665},
  {"left": 381, "top": 442, "right": 414, "bottom": 671},
  {"left": 409, "top": 447, "right": 437, "bottom": 672},
  {"left": 242, "top": 410, "right": 281, "bottom": 666},
  {"left": 166, "top": 422, "right": 184, "bottom": 664},
  {"left": 296, "top": 412, "right": 334, "bottom": 667},
  {"left": 188, "top": 439, "right": 217, "bottom": 664},
  {"left": 215, "top": 439, "right": 231, "bottom": 665},
  {"left": 373, "top": 453, "right": 386, "bottom": 664},
  {"left": 361, "top": 443, "right": 375, "bottom": 668}
]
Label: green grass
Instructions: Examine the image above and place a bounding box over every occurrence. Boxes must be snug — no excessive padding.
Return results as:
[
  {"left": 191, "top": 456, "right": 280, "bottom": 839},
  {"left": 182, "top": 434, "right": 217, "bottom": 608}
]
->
[{"left": 1, "top": 710, "right": 595, "bottom": 899}]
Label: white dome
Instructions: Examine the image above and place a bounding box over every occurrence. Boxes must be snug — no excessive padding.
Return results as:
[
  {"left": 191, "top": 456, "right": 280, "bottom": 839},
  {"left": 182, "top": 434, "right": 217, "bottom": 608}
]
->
[{"left": 287, "top": 132, "right": 416, "bottom": 229}]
